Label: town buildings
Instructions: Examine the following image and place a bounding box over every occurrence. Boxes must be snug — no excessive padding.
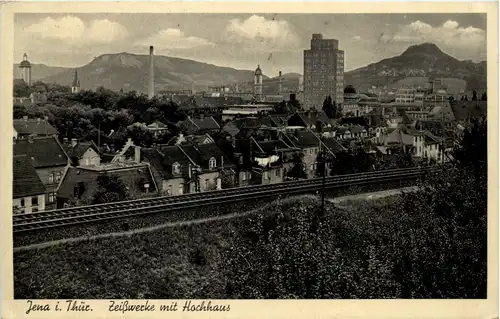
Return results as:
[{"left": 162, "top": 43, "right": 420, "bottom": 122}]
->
[
  {"left": 13, "top": 136, "right": 70, "bottom": 210},
  {"left": 13, "top": 117, "right": 58, "bottom": 139},
  {"left": 303, "top": 34, "right": 344, "bottom": 110}
]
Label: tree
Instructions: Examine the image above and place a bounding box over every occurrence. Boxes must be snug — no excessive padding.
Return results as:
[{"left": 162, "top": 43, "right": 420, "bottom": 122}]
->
[
  {"left": 13, "top": 79, "right": 31, "bottom": 97},
  {"left": 322, "top": 96, "right": 336, "bottom": 119},
  {"left": 220, "top": 115, "right": 487, "bottom": 299},
  {"left": 92, "top": 173, "right": 130, "bottom": 204},
  {"left": 287, "top": 153, "right": 307, "bottom": 180},
  {"left": 472, "top": 90, "right": 478, "bottom": 101}
]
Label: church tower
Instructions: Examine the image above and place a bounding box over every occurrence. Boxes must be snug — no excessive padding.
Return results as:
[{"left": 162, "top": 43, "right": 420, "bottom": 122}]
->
[
  {"left": 19, "top": 53, "right": 32, "bottom": 86},
  {"left": 254, "top": 64, "right": 263, "bottom": 102},
  {"left": 71, "top": 69, "right": 81, "bottom": 94}
]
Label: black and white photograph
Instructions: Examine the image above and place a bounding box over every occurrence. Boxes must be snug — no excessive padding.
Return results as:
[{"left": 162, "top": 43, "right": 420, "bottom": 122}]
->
[{"left": 4, "top": 3, "right": 497, "bottom": 312}]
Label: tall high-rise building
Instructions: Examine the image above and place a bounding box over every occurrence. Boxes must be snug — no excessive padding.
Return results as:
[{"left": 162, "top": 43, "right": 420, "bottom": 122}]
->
[{"left": 303, "top": 34, "right": 344, "bottom": 110}]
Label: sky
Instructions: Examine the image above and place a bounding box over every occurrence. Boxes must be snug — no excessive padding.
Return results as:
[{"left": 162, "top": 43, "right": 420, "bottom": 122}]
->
[{"left": 14, "top": 13, "right": 486, "bottom": 75}]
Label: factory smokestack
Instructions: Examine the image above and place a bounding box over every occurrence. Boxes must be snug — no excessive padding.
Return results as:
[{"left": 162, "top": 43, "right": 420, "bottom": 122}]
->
[
  {"left": 278, "top": 71, "right": 282, "bottom": 95},
  {"left": 148, "top": 46, "right": 155, "bottom": 99}
]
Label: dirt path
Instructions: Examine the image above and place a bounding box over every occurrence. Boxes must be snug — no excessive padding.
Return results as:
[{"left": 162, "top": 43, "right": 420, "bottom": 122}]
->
[{"left": 14, "top": 194, "right": 318, "bottom": 252}]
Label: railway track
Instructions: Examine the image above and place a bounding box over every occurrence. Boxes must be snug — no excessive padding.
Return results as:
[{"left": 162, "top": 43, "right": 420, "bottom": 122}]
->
[{"left": 13, "top": 166, "right": 439, "bottom": 233}]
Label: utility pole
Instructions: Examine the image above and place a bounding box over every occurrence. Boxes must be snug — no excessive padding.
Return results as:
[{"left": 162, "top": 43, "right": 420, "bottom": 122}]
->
[{"left": 320, "top": 138, "right": 325, "bottom": 216}]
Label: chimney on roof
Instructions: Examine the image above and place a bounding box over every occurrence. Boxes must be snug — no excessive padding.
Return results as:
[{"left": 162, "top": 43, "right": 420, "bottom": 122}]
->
[
  {"left": 148, "top": 46, "right": 155, "bottom": 100},
  {"left": 134, "top": 146, "right": 141, "bottom": 163},
  {"left": 71, "top": 138, "right": 77, "bottom": 147}
]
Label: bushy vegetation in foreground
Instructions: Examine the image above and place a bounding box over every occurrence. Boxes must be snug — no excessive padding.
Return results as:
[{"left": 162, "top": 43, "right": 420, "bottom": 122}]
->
[{"left": 14, "top": 119, "right": 486, "bottom": 299}]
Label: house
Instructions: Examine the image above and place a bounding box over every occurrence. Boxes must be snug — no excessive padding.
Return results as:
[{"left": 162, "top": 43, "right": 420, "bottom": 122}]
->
[
  {"left": 376, "top": 128, "right": 415, "bottom": 155},
  {"left": 335, "top": 126, "right": 352, "bottom": 140},
  {"left": 178, "top": 143, "right": 235, "bottom": 192},
  {"left": 143, "top": 142, "right": 235, "bottom": 195},
  {"left": 251, "top": 138, "right": 300, "bottom": 184},
  {"left": 13, "top": 136, "right": 70, "bottom": 210},
  {"left": 428, "top": 102, "right": 456, "bottom": 122},
  {"left": 110, "top": 138, "right": 141, "bottom": 164},
  {"left": 13, "top": 117, "right": 58, "bottom": 139},
  {"left": 13, "top": 155, "right": 47, "bottom": 213},
  {"left": 349, "top": 125, "right": 368, "bottom": 139},
  {"left": 413, "top": 131, "right": 454, "bottom": 162},
  {"left": 287, "top": 111, "right": 331, "bottom": 130},
  {"left": 268, "top": 114, "right": 290, "bottom": 128},
  {"left": 62, "top": 139, "right": 101, "bottom": 167},
  {"left": 282, "top": 130, "right": 322, "bottom": 178},
  {"left": 142, "top": 145, "right": 193, "bottom": 196},
  {"left": 180, "top": 116, "right": 220, "bottom": 134},
  {"left": 146, "top": 121, "right": 170, "bottom": 137},
  {"left": 57, "top": 163, "right": 157, "bottom": 207}
]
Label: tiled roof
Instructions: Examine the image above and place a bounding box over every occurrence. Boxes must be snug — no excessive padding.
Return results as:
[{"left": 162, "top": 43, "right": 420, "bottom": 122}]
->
[
  {"left": 283, "top": 130, "right": 321, "bottom": 148},
  {"left": 254, "top": 139, "right": 293, "bottom": 155},
  {"left": 188, "top": 117, "right": 220, "bottom": 131},
  {"left": 63, "top": 141, "right": 99, "bottom": 159},
  {"left": 321, "top": 138, "right": 347, "bottom": 154},
  {"left": 147, "top": 121, "right": 168, "bottom": 129},
  {"left": 13, "top": 119, "right": 58, "bottom": 136},
  {"left": 269, "top": 115, "right": 289, "bottom": 127},
  {"left": 13, "top": 136, "right": 68, "bottom": 168},
  {"left": 13, "top": 154, "right": 46, "bottom": 198},
  {"left": 57, "top": 165, "right": 157, "bottom": 200},
  {"left": 222, "top": 122, "right": 240, "bottom": 137},
  {"left": 180, "top": 143, "right": 233, "bottom": 170}
]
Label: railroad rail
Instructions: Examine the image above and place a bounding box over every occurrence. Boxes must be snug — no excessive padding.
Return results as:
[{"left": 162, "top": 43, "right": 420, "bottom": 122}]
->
[{"left": 13, "top": 166, "right": 440, "bottom": 233}]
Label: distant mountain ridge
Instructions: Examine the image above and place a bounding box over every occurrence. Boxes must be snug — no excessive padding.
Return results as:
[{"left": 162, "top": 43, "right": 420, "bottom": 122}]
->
[
  {"left": 13, "top": 64, "right": 69, "bottom": 81},
  {"left": 39, "top": 53, "right": 267, "bottom": 93},
  {"left": 15, "top": 42, "right": 485, "bottom": 95},
  {"left": 344, "top": 43, "right": 486, "bottom": 93}
]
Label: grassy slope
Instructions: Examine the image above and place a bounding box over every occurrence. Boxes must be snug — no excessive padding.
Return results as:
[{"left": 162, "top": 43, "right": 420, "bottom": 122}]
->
[{"left": 13, "top": 196, "right": 398, "bottom": 299}]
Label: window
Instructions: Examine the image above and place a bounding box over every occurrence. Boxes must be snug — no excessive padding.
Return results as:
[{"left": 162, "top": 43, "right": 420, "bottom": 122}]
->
[
  {"left": 167, "top": 185, "right": 172, "bottom": 195},
  {"left": 74, "top": 182, "right": 85, "bottom": 198},
  {"left": 178, "top": 184, "right": 184, "bottom": 195},
  {"left": 48, "top": 193, "right": 55, "bottom": 203},
  {"left": 205, "top": 179, "right": 210, "bottom": 189},
  {"left": 172, "top": 162, "right": 181, "bottom": 175},
  {"left": 20, "top": 198, "right": 25, "bottom": 207},
  {"left": 32, "top": 196, "right": 38, "bottom": 206},
  {"left": 242, "top": 173, "right": 247, "bottom": 181},
  {"left": 49, "top": 173, "right": 54, "bottom": 183},
  {"left": 276, "top": 169, "right": 281, "bottom": 177},
  {"left": 209, "top": 157, "right": 217, "bottom": 169},
  {"left": 55, "top": 172, "right": 62, "bottom": 182}
]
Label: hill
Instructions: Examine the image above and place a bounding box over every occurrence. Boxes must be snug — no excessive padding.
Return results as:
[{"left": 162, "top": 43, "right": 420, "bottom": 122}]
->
[
  {"left": 344, "top": 43, "right": 486, "bottom": 93},
  {"left": 13, "top": 64, "right": 69, "bottom": 81},
  {"left": 40, "top": 53, "right": 264, "bottom": 93}
]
